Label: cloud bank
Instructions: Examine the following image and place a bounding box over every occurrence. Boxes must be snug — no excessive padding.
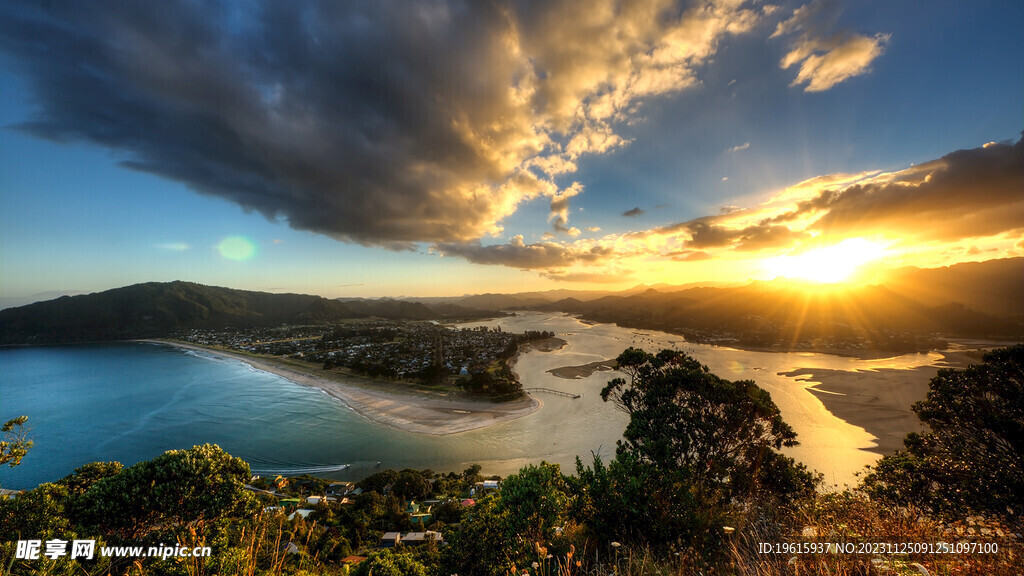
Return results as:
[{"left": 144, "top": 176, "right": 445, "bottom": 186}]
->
[
  {"left": 1, "top": 0, "right": 763, "bottom": 248},
  {"left": 445, "top": 138, "right": 1023, "bottom": 278}
]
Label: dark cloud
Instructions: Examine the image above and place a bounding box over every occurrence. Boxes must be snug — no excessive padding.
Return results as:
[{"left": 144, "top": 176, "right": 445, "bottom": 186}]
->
[
  {"left": 622, "top": 207, "right": 645, "bottom": 217},
  {"left": 433, "top": 235, "right": 613, "bottom": 269},
  {"left": 2, "top": 0, "right": 527, "bottom": 248},
  {"left": 795, "top": 138, "right": 1024, "bottom": 241},
  {"left": 675, "top": 217, "right": 807, "bottom": 251},
  {"left": 0, "top": 0, "right": 764, "bottom": 249}
]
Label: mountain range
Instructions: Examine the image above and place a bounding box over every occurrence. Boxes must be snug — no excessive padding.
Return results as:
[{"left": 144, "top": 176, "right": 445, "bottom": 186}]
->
[{"left": 1, "top": 258, "right": 1020, "bottom": 350}]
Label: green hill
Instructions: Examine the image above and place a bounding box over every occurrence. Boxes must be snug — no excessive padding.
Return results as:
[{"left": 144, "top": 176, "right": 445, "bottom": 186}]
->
[{"left": 0, "top": 281, "right": 365, "bottom": 345}]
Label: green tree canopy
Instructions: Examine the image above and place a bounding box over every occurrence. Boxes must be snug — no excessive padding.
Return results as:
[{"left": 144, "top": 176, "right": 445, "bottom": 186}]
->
[
  {"left": 75, "top": 443, "right": 258, "bottom": 540},
  {"left": 444, "top": 463, "right": 572, "bottom": 576},
  {"left": 57, "top": 461, "right": 124, "bottom": 496},
  {"left": 602, "top": 348, "right": 814, "bottom": 500},
  {"left": 577, "top": 348, "right": 815, "bottom": 550},
  {"left": 358, "top": 468, "right": 400, "bottom": 494},
  {"left": 863, "top": 344, "right": 1024, "bottom": 521},
  {"left": 352, "top": 549, "right": 428, "bottom": 576},
  {"left": 392, "top": 469, "right": 432, "bottom": 501}
]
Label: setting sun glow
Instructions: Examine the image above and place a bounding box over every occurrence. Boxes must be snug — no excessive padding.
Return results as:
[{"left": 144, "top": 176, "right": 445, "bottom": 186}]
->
[{"left": 764, "top": 238, "right": 885, "bottom": 284}]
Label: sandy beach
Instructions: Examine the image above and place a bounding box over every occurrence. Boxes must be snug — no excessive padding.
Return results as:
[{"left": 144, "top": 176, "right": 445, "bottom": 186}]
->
[{"left": 141, "top": 340, "right": 541, "bottom": 435}]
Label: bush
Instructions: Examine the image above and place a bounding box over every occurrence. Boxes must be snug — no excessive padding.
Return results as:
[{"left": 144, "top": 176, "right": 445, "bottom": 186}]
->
[{"left": 863, "top": 344, "right": 1024, "bottom": 523}]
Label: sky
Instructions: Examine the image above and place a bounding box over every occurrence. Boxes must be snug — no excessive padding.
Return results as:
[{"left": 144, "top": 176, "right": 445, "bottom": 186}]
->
[{"left": 1, "top": 0, "right": 1022, "bottom": 307}]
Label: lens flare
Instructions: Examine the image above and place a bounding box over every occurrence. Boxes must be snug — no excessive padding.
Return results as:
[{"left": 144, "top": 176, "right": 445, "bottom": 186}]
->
[{"left": 217, "top": 236, "right": 256, "bottom": 261}]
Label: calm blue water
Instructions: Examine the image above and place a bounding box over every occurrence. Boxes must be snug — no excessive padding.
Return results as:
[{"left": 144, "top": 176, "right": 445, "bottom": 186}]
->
[{"left": 0, "top": 342, "right": 579, "bottom": 489}]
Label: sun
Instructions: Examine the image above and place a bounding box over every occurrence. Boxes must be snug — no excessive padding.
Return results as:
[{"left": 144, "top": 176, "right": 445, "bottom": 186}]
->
[{"left": 764, "top": 238, "right": 885, "bottom": 284}]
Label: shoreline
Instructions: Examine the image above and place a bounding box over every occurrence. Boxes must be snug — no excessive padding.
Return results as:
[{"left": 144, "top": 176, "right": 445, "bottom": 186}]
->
[
  {"left": 139, "top": 339, "right": 541, "bottom": 436},
  {"left": 779, "top": 351, "right": 976, "bottom": 455}
]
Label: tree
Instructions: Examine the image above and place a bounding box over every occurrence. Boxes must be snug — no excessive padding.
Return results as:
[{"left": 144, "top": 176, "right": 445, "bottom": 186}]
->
[
  {"left": 358, "top": 468, "right": 399, "bottom": 494},
  {"left": 444, "top": 464, "right": 572, "bottom": 576},
  {"left": 57, "top": 461, "right": 124, "bottom": 496},
  {"left": 602, "top": 348, "right": 814, "bottom": 501},
  {"left": 863, "top": 344, "right": 1024, "bottom": 522},
  {"left": 352, "top": 549, "right": 428, "bottom": 576},
  {"left": 75, "top": 444, "right": 259, "bottom": 541},
  {"left": 392, "top": 469, "right": 432, "bottom": 501},
  {"left": 498, "top": 462, "right": 570, "bottom": 549},
  {"left": 0, "top": 415, "right": 33, "bottom": 469},
  {"left": 0, "top": 482, "right": 75, "bottom": 541},
  {"left": 578, "top": 348, "right": 815, "bottom": 550},
  {"left": 462, "top": 463, "right": 483, "bottom": 484},
  {"left": 442, "top": 496, "right": 513, "bottom": 576}
]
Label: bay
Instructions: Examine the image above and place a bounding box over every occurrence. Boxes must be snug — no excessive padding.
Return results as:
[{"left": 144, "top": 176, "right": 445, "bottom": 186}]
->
[{"left": 0, "top": 312, "right": 943, "bottom": 489}]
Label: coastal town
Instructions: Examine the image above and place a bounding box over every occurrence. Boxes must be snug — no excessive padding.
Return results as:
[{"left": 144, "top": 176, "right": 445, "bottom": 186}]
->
[{"left": 174, "top": 321, "right": 556, "bottom": 395}]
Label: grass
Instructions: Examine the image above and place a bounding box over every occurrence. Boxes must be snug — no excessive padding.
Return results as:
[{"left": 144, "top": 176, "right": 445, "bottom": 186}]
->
[{"left": 511, "top": 491, "right": 1022, "bottom": 576}]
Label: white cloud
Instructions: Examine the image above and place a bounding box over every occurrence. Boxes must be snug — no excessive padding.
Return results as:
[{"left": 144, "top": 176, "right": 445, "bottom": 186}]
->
[{"left": 774, "top": 0, "right": 889, "bottom": 92}]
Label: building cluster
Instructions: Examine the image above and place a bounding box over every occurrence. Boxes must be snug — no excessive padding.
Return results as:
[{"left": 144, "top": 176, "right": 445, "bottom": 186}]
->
[
  {"left": 177, "top": 321, "right": 538, "bottom": 383},
  {"left": 317, "top": 322, "right": 519, "bottom": 380},
  {"left": 244, "top": 475, "right": 507, "bottom": 555}
]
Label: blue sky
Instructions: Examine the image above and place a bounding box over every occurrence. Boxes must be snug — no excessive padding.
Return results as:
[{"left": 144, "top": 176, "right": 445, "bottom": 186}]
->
[{"left": 1, "top": 0, "right": 1022, "bottom": 307}]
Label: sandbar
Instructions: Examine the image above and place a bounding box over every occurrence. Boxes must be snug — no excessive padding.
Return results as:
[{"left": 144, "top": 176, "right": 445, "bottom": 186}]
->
[
  {"left": 139, "top": 340, "right": 540, "bottom": 436},
  {"left": 780, "top": 366, "right": 930, "bottom": 455},
  {"left": 547, "top": 359, "right": 617, "bottom": 379},
  {"left": 779, "top": 351, "right": 979, "bottom": 455}
]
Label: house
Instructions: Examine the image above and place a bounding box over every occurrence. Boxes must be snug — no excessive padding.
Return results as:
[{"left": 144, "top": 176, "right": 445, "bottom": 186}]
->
[
  {"left": 379, "top": 532, "right": 402, "bottom": 548},
  {"left": 288, "top": 509, "right": 314, "bottom": 521},
  {"left": 327, "top": 482, "right": 354, "bottom": 495},
  {"left": 400, "top": 531, "right": 443, "bottom": 546}
]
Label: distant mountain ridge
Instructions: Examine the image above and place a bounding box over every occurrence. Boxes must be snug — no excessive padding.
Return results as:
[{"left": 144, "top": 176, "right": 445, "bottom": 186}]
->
[
  {"left": 0, "top": 281, "right": 498, "bottom": 345},
  {"left": 532, "top": 258, "right": 1024, "bottom": 353},
  {"left": 2, "top": 258, "right": 1020, "bottom": 349}
]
